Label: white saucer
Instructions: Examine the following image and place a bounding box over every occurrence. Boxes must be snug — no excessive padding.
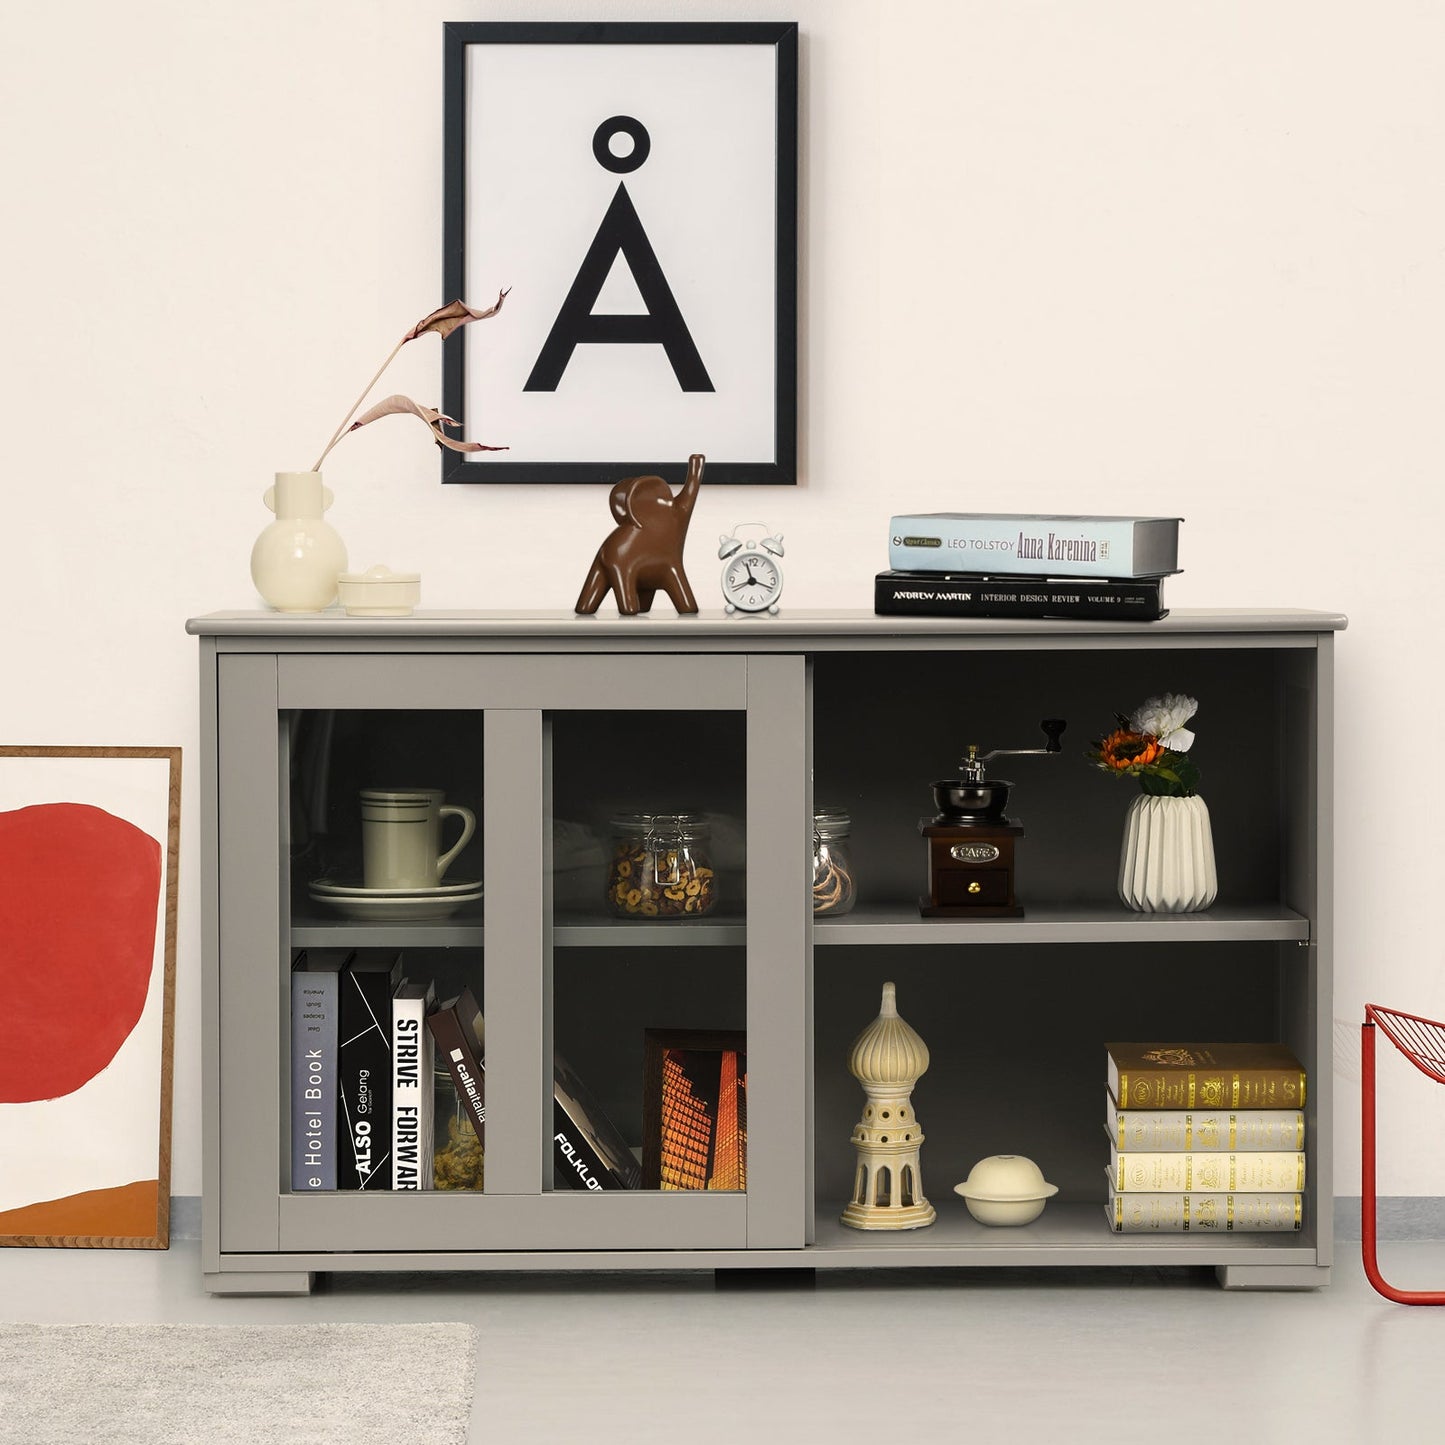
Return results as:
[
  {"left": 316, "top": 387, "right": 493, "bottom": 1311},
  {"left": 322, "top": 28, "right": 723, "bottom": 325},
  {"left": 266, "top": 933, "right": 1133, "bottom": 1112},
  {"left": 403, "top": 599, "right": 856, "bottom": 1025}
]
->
[
  {"left": 307, "top": 888, "right": 482, "bottom": 922},
  {"left": 308, "top": 877, "right": 481, "bottom": 899}
]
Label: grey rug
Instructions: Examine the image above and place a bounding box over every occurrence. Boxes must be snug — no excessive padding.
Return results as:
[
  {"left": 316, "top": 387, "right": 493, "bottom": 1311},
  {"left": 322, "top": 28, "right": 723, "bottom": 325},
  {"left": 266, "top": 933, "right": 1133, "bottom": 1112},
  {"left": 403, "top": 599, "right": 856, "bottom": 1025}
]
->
[{"left": 0, "top": 1322, "right": 477, "bottom": 1444}]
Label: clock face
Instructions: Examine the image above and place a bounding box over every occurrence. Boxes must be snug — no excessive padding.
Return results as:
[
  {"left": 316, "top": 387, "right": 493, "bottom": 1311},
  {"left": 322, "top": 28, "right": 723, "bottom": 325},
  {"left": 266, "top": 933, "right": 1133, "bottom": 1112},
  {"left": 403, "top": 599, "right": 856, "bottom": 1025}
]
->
[{"left": 722, "top": 551, "right": 783, "bottom": 613}]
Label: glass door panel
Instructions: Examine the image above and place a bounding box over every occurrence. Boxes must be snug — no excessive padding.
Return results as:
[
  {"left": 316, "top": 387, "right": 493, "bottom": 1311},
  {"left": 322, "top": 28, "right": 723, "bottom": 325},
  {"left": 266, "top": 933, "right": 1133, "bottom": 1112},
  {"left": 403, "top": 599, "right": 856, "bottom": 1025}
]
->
[
  {"left": 547, "top": 709, "right": 748, "bottom": 1205},
  {"left": 286, "top": 708, "right": 485, "bottom": 919},
  {"left": 278, "top": 707, "right": 497, "bottom": 1248}
]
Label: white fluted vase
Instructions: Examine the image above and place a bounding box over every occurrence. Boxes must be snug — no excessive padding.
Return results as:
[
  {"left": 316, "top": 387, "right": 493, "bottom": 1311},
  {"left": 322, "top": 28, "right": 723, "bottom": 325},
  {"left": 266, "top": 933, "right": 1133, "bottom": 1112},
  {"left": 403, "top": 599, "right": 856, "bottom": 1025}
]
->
[{"left": 1117, "top": 793, "right": 1217, "bottom": 913}]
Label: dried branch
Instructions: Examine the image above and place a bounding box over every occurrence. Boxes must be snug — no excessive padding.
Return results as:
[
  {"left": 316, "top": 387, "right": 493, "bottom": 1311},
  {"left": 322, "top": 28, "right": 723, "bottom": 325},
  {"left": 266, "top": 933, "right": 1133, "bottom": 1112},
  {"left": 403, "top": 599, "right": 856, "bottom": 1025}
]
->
[
  {"left": 311, "top": 289, "right": 509, "bottom": 471},
  {"left": 347, "top": 394, "right": 508, "bottom": 454}
]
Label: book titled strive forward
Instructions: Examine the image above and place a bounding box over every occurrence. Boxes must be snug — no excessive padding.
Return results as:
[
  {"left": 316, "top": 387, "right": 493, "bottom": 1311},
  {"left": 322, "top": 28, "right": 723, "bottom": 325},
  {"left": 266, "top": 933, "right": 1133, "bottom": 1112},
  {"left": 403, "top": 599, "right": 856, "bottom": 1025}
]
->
[{"left": 888, "top": 514, "right": 1182, "bottom": 579}]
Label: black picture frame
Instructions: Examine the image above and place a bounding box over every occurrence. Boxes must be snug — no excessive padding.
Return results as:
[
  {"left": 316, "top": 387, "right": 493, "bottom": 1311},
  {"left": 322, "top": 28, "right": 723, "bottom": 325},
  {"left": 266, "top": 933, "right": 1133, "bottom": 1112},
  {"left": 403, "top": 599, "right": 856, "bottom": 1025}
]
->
[{"left": 442, "top": 21, "right": 798, "bottom": 485}]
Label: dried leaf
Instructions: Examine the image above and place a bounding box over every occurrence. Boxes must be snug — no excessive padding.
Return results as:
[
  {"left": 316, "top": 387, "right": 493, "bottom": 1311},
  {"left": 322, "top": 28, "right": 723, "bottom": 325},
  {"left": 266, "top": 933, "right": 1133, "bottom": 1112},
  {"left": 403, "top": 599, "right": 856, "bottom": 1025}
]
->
[
  {"left": 347, "top": 393, "right": 507, "bottom": 453},
  {"left": 404, "top": 289, "right": 510, "bottom": 343}
]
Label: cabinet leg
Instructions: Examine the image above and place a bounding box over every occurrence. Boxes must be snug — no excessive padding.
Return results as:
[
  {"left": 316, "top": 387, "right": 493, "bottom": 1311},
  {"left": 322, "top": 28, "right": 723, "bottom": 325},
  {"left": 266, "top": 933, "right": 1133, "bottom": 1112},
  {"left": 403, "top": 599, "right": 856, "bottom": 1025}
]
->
[
  {"left": 714, "top": 1268, "right": 816, "bottom": 1290},
  {"left": 205, "top": 1270, "right": 316, "bottom": 1296},
  {"left": 1214, "top": 1264, "right": 1330, "bottom": 1291}
]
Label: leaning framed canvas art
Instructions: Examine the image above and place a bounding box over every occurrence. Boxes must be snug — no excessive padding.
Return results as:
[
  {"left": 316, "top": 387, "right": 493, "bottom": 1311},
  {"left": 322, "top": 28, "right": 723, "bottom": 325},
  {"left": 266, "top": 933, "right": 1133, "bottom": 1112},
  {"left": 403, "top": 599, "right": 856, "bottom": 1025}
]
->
[
  {"left": 441, "top": 21, "right": 798, "bottom": 485},
  {"left": 0, "top": 747, "right": 180, "bottom": 1248}
]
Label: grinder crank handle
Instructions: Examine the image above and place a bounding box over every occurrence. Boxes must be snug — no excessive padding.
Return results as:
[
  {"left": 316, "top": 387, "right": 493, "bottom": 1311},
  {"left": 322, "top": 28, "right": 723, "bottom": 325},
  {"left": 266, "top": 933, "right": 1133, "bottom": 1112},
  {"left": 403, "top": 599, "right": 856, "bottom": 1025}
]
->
[{"left": 1040, "top": 718, "right": 1066, "bottom": 752}]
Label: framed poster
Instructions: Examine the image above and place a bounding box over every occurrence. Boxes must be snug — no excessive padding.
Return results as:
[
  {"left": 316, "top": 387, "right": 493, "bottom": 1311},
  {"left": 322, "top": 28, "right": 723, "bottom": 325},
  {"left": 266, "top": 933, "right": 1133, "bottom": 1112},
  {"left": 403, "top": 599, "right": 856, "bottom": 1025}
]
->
[
  {"left": 442, "top": 21, "right": 798, "bottom": 485},
  {"left": 641, "top": 1028, "right": 747, "bottom": 1190},
  {"left": 0, "top": 747, "right": 180, "bottom": 1248}
]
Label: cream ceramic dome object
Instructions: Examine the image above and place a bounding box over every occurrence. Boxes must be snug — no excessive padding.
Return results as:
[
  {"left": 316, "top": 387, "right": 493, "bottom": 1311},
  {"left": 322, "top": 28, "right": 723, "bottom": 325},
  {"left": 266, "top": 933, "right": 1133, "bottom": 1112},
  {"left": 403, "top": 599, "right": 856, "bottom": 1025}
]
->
[
  {"left": 337, "top": 564, "right": 421, "bottom": 616},
  {"left": 840, "top": 982, "right": 936, "bottom": 1231},
  {"left": 953, "top": 1154, "right": 1058, "bottom": 1226},
  {"left": 848, "top": 980, "right": 930, "bottom": 1086}
]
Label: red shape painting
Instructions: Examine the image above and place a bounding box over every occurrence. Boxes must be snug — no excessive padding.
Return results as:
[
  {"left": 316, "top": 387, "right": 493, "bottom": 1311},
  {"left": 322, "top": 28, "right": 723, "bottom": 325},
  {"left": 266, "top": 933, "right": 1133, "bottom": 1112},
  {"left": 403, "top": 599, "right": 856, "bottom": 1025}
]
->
[
  {"left": 0, "top": 803, "right": 162, "bottom": 1103},
  {"left": 0, "top": 748, "right": 179, "bottom": 1249}
]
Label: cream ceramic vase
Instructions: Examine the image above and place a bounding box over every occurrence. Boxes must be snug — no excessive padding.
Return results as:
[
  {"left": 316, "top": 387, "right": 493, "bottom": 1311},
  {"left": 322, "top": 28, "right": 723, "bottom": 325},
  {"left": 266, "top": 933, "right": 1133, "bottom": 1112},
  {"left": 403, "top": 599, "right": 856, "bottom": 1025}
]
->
[
  {"left": 250, "top": 471, "right": 347, "bottom": 612},
  {"left": 1117, "top": 793, "right": 1218, "bottom": 913}
]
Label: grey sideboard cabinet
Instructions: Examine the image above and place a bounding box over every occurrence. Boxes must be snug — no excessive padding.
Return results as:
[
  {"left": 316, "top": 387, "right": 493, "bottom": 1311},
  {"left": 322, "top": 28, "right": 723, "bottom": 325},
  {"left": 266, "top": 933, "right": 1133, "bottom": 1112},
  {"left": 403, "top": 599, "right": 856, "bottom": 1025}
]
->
[{"left": 189, "top": 608, "right": 1343, "bottom": 1295}]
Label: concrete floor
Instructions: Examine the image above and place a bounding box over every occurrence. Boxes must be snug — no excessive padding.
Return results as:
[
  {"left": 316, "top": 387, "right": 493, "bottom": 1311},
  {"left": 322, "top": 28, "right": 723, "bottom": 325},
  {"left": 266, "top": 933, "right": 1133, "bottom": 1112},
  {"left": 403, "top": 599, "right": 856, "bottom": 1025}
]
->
[{"left": 3, "top": 1241, "right": 1443, "bottom": 1443}]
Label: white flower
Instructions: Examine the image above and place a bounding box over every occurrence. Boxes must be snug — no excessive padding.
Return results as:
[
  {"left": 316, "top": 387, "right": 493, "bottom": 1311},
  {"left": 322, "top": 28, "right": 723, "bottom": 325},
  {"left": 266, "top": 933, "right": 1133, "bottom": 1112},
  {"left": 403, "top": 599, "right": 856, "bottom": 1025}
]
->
[{"left": 1129, "top": 693, "right": 1198, "bottom": 752}]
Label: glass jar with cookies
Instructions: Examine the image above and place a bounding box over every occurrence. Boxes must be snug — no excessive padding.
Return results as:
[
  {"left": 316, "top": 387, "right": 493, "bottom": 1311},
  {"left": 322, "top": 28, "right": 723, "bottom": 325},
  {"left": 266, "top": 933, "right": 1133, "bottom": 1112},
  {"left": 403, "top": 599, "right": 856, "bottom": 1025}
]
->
[{"left": 606, "top": 811, "right": 718, "bottom": 919}]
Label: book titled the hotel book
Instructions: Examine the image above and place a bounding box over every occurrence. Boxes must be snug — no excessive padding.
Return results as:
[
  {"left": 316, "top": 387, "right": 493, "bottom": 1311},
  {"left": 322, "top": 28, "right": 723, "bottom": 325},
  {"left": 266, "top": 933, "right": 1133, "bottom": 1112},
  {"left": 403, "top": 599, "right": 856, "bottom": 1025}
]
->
[{"left": 874, "top": 571, "right": 1167, "bottom": 621}]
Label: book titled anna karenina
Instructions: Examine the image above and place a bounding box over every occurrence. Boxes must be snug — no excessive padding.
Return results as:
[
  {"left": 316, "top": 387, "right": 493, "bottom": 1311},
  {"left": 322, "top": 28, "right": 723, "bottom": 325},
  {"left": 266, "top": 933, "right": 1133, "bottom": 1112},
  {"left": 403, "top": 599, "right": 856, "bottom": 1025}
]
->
[{"left": 887, "top": 513, "right": 1181, "bottom": 579}]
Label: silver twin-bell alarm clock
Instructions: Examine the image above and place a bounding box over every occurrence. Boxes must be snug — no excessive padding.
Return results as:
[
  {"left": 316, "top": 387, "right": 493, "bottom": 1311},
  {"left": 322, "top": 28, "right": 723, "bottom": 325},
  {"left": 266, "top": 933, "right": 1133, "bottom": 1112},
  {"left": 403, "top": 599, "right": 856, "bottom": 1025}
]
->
[{"left": 718, "top": 523, "right": 784, "bottom": 615}]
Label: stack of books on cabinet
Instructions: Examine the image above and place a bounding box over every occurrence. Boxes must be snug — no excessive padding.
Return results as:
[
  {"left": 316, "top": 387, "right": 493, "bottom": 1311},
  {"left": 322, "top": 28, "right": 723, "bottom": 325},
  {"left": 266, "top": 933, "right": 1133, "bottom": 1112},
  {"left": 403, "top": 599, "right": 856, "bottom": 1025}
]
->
[
  {"left": 874, "top": 513, "right": 1181, "bottom": 620},
  {"left": 1104, "top": 1043, "right": 1307, "bottom": 1233}
]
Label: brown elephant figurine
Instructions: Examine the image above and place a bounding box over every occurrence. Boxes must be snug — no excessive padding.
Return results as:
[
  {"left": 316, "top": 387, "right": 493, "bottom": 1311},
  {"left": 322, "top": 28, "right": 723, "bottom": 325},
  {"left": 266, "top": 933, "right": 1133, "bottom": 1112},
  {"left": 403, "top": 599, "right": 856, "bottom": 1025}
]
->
[{"left": 574, "top": 453, "right": 705, "bottom": 615}]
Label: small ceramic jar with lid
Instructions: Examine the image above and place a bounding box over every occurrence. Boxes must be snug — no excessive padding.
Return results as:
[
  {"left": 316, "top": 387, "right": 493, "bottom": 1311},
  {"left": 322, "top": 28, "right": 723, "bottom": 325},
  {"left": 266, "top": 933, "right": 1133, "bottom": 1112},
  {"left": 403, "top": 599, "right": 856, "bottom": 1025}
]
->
[
  {"left": 812, "top": 807, "right": 856, "bottom": 915},
  {"left": 606, "top": 811, "right": 717, "bottom": 918},
  {"left": 953, "top": 1155, "right": 1058, "bottom": 1226}
]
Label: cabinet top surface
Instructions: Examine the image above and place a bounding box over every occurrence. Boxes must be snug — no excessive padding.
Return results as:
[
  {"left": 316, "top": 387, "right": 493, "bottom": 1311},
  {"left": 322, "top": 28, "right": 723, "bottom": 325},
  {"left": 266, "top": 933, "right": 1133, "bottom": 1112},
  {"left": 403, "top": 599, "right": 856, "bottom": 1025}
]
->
[{"left": 188, "top": 607, "right": 1346, "bottom": 642}]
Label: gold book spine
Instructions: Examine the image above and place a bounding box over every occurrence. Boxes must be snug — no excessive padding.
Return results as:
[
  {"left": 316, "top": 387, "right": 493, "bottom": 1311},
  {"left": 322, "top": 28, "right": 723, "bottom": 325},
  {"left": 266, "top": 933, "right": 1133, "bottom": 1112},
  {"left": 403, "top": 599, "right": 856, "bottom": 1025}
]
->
[
  {"left": 1118, "top": 1069, "right": 1307, "bottom": 1110},
  {"left": 1106, "top": 1190, "right": 1304, "bottom": 1232}
]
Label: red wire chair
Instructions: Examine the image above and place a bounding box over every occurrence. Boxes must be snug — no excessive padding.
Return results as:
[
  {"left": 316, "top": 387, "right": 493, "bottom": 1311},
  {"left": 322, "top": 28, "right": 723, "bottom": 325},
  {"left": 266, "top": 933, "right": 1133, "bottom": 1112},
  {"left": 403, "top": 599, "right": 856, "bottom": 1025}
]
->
[{"left": 1362, "top": 1003, "right": 1445, "bottom": 1303}]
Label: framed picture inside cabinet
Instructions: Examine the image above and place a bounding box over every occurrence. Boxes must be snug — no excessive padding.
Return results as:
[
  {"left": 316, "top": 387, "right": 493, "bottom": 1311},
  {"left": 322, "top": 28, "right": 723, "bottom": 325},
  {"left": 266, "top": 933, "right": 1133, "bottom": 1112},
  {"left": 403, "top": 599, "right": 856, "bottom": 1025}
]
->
[
  {"left": 0, "top": 747, "right": 180, "bottom": 1248},
  {"left": 642, "top": 1028, "right": 747, "bottom": 1190},
  {"left": 442, "top": 21, "right": 798, "bottom": 485}
]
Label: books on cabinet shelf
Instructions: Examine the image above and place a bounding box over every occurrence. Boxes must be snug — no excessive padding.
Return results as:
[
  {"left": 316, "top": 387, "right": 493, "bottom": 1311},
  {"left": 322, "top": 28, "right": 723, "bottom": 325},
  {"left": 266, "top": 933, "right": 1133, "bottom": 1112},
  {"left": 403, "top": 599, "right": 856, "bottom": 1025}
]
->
[
  {"left": 427, "top": 988, "right": 487, "bottom": 1192},
  {"left": 1103, "top": 1043, "right": 1307, "bottom": 1234},
  {"left": 1108, "top": 1144, "right": 1306, "bottom": 1193},
  {"left": 887, "top": 513, "right": 1181, "bottom": 579},
  {"left": 1107, "top": 1042, "right": 1306, "bottom": 1110},
  {"left": 1103, "top": 1088, "right": 1305, "bottom": 1152},
  {"left": 876, "top": 513, "right": 1179, "bottom": 620},
  {"left": 424, "top": 989, "right": 642, "bottom": 1192},
  {"left": 289, "top": 949, "right": 351, "bottom": 1191},
  {"left": 874, "top": 570, "right": 1169, "bottom": 621},
  {"left": 392, "top": 979, "right": 436, "bottom": 1191},
  {"left": 287, "top": 957, "right": 656, "bottom": 1195},
  {"left": 428, "top": 987, "right": 487, "bottom": 1156},
  {"left": 554, "top": 1053, "right": 643, "bottom": 1191},
  {"left": 337, "top": 952, "right": 403, "bottom": 1190},
  {"left": 1107, "top": 1188, "right": 1303, "bottom": 1233}
]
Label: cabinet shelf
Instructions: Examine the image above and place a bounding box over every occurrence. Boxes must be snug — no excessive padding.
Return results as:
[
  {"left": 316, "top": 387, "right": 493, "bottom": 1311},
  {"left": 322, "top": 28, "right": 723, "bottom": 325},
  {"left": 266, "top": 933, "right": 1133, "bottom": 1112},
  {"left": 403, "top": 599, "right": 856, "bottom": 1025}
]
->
[
  {"left": 290, "top": 909, "right": 485, "bottom": 949},
  {"left": 805, "top": 1201, "right": 1316, "bottom": 1265},
  {"left": 815, "top": 901, "right": 1311, "bottom": 946},
  {"left": 553, "top": 903, "right": 747, "bottom": 947}
]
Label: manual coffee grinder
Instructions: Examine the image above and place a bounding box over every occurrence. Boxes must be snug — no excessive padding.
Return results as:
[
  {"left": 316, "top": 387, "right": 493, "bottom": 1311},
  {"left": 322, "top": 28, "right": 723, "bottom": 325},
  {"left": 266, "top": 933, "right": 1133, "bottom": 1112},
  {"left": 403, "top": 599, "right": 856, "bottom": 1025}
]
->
[{"left": 919, "top": 718, "right": 1066, "bottom": 917}]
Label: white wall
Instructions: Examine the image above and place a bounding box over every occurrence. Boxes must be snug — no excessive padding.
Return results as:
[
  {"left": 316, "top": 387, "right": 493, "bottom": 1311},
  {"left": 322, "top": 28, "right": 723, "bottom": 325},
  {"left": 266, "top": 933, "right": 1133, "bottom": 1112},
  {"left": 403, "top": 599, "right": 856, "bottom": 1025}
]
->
[{"left": 3, "top": 0, "right": 1440, "bottom": 1197}]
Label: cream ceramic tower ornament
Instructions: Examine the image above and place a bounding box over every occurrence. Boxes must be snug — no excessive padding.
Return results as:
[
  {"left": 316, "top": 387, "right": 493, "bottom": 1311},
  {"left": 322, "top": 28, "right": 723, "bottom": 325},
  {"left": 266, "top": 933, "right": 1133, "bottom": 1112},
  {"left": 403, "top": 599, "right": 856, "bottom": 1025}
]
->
[{"left": 841, "top": 981, "right": 936, "bottom": 1230}]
